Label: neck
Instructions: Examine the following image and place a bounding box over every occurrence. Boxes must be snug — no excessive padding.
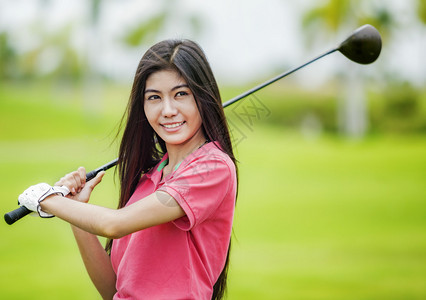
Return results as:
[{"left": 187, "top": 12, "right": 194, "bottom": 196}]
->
[{"left": 165, "top": 133, "right": 207, "bottom": 172}]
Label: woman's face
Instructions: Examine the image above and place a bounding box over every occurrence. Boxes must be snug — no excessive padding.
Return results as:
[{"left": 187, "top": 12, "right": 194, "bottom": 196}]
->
[{"left": 144, "top": 69, "right": 204, "bottom": 148}]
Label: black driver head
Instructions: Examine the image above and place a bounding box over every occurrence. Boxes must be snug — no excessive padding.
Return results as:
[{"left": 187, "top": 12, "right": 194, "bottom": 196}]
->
[{"left": 338, "top": 24, "right": 382, "bottom": 64}]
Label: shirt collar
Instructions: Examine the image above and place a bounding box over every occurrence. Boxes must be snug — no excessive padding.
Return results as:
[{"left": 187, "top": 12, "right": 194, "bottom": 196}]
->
[{"left": 143, "top": 153, "right": 168, "bottom": 183}]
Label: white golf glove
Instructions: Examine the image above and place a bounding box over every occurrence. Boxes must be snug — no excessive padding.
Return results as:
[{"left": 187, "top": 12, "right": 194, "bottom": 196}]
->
[{"left": 18, "top": 183, "right": 70, "bottom": 218}]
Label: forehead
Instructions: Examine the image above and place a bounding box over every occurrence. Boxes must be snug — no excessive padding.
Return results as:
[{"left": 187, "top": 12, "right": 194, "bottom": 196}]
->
[{"left": 145, "top": 69, "right": 187, "bottom": 89}]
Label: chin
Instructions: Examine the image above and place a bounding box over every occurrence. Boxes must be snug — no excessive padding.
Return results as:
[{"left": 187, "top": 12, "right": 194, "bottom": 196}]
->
[{"left": 162, "top": 136, "right": 187, "bottom": 146}]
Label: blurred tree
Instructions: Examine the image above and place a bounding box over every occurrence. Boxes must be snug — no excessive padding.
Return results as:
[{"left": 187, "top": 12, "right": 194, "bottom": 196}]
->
[
  {"left": 82, "top": 0, "right": 103, "bottom": 112},
  {"left": 122, "top": 0, "right": 204, "bottom": 48},
  {"left": 302, "top": 0, "right": 394, "bottom": 49},
  {"left": 0, "top": 32, "right": 18, "bottom": 79},
  {"left": 0, "top": 0, "right": 85, "bottom": 81},
  {"left": 1, "top": 0, "right": 205, "bottom": 81},
  {"left": 418, "top": 0, "right": 426, "bottom": 23},
  {"left": 301, "top": 0, "right": 395, "bottom": 138},
  {"left": 123, "top": 12, "right": 169, "bottom": 47},
  {"left": 416, "top": 0, "right": 426, "bottom": 86},
  {"left": 19, "top": 23, "right": 84, "bottom": 80}
]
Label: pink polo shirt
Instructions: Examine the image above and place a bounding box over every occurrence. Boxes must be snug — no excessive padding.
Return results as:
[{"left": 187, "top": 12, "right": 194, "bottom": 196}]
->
[{"left": 111, "top": 142, "right": 237, "bottom": 299}]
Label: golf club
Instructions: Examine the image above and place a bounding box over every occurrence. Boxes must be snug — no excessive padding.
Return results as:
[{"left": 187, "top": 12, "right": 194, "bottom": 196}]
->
[{"left": 4, "top": 24, "right": 381, "bottom": 225}]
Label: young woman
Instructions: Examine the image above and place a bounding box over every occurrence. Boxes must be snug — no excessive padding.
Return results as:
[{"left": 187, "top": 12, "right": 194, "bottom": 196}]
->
[{"left": 18, "top": 39, "right": 238, "bottom": 299}]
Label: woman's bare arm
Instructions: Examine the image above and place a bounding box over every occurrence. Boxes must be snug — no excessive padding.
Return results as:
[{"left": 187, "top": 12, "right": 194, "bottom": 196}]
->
[
  {"left": 40, "top": 191, "right": 185, "bottom": 239},
  {"left": 71, "top": 225, "right": 117, "bottom": 299}
]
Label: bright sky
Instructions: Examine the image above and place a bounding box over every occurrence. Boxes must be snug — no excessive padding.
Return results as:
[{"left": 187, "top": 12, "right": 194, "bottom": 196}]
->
[{"left": 0, "top": 0, "right": 424, "bottom": 87}]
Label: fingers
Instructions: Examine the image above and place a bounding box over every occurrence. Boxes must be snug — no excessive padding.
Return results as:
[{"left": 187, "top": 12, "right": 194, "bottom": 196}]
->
[
  {"left": 85, "top": 171, "right": 105, "bottom": 190},
  {"left": 77, "top": 167, "right": 86, "bottom": 187},
  {"left": 55, "top": 167, "right": 86, "bottom": 196}
]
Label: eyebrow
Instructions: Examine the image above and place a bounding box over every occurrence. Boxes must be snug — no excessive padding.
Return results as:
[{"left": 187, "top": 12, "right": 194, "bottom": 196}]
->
[{"left": 144, "top": 84, "right": 189, "bottom": 94}]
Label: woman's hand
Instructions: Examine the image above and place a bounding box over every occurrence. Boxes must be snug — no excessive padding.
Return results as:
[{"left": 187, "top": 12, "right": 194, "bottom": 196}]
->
[{"left": 55, "top": 167, "right": 105, "bottom": 203}]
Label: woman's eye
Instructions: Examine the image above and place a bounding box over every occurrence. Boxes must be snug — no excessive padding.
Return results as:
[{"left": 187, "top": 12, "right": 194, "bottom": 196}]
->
[
  {"left": 147, "top": 95, "right": 160, "bottom": 101},
  {"left": 176, "top": 91, "right": 188, "bottom": 97}
]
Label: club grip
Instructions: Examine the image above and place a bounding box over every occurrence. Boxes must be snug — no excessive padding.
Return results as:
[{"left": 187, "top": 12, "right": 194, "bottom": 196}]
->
[
  {"left": 85, "top": 170, "right": 98, "bottom": 181},
  {"left": 4, "top": 206, "right": 32, "bottom": 225}
]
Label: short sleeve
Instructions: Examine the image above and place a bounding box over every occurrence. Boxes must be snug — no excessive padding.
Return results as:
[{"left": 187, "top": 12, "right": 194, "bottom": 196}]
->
[{"left": 157, "top": 154, "right": 232, "bottom": 231}]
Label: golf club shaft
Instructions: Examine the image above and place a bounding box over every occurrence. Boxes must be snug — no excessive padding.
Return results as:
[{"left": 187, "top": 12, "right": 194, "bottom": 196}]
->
[
  {"left": 4, "top": 47, "right": 339, "bottom": 226},
  {"left": 4, "top": 159, "right": 118, "bottom": 225},
  {"left": 222, "top": 48, "right": 337, "bottom": 108}
]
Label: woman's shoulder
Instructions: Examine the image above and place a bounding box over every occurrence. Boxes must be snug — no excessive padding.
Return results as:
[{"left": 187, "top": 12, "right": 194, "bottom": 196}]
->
[
  {"left": 193, "top": 141, "right": 233, "bottom": 164},
  {"left": 175, "top": 141, "right": 236, "bottom": 177}
]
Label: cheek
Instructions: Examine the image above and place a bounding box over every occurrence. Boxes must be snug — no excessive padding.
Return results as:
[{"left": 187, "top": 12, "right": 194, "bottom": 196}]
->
[
  {"left": 195, "top": 111, "right": 203, "bottom": 126},
  {"left": 144, "top": 104, "right": 157, "bottom": 125},
  {"left": 186, "top": 100, "right": 202, "bottom": 123},
  {"left": 190, "top": 110, "right": 203, "bottom": 132},
  {"left": 193, "top": 104, "right": 203, "bottom": 123}
]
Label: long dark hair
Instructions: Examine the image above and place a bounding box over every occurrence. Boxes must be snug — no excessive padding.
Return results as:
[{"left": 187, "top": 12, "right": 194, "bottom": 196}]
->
[{"left": 106, "top": 39, "right": 237, "bottom": 300}]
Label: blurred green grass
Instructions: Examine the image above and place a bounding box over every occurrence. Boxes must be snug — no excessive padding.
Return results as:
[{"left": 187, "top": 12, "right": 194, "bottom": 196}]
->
[
  {"left": 0, "top": 82, "right": 425, "bottom": 299},
  {"left": 230, "top": 127, "right": 426, "bottom": 299}
]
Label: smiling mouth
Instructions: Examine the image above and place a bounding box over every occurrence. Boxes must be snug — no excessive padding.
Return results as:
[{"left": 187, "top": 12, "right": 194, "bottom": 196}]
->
[{"left": 162, "top": 121, "right": 185, "bottom": 129}]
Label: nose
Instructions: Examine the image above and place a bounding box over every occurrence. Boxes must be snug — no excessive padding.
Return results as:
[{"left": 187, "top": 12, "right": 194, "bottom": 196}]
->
[{"left": 162, "top": 97, "right": 178, "bottom": 118}]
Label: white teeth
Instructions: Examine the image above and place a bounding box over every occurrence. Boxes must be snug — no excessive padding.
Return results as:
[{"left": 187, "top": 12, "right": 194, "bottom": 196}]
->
[{"left": 163, "top": 122, "right": 184, "bottom": 129}]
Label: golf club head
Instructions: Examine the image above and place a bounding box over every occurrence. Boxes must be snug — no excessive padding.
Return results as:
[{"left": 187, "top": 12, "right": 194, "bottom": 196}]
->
[{"left": 338, "top": 24, "right": 382, "bottom": 64}]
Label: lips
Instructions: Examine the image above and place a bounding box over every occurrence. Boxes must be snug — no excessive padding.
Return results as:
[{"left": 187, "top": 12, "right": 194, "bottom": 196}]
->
[{"left": 161, "top": 121, "right": 185, "bottom": 129}]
